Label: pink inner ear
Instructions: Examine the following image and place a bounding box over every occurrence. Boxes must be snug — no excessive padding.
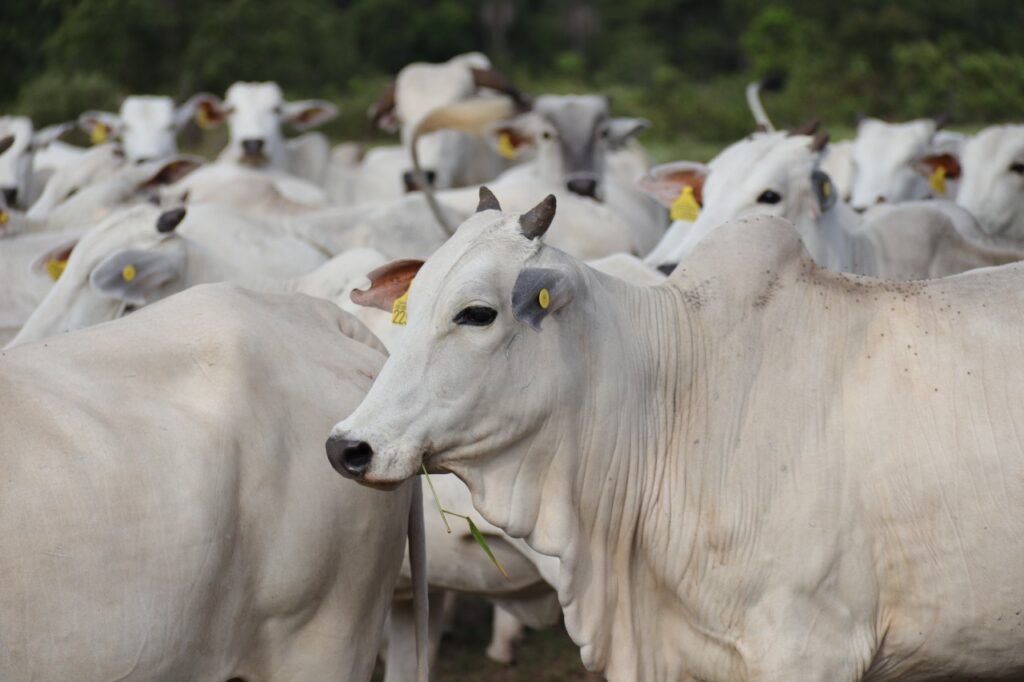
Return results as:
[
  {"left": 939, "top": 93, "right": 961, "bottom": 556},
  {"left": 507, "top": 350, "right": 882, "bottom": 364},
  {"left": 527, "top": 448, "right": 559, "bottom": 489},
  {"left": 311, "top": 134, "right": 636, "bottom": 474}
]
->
[{"left": 350, "top": 259, "right": 425, "bottom": 311}]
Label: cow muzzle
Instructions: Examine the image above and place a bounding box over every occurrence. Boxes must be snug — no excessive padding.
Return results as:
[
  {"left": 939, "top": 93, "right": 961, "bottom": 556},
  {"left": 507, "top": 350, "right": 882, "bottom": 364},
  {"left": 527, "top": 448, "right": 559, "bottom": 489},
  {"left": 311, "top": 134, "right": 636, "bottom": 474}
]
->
[{"left": 326, "top": 435, "right": 374, "bottom": 479}]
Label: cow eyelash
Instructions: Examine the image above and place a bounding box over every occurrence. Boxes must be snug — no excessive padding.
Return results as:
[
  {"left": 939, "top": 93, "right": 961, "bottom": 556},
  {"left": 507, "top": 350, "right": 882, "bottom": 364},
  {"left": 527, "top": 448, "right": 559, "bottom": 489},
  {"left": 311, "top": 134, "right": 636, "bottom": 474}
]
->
[{"left": 453, "top": 306, "right": 497, "bottom": 327}]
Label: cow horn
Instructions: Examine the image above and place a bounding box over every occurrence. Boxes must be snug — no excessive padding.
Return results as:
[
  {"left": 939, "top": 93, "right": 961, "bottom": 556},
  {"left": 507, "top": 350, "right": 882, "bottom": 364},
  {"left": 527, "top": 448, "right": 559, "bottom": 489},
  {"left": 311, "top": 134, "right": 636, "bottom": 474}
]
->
[
  {"left": 810, "top": 131, "right": 830, "bottom": 152},
  {"left": 789, "top": 119, "right": 821, "bottom": 136},
  {"left": 470, "top": 67, "right": 531, "bottom": 110},
  {"left": 477, "top": 186, "right": 501, "bottom": 212},
  {"left": 519, "top": 195, "right": 556, "bottom": 240},
  {"left": 368, "top": 80, "right": 397, "bottom": 126}
]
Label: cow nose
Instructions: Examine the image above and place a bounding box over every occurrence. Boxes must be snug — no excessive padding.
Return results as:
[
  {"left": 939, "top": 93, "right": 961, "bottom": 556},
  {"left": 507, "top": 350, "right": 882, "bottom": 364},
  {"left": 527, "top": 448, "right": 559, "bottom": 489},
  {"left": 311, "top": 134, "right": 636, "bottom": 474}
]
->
[
  {"left": 402, "top": 169, "right": 436, "bottom": 193},
  {"left": 241, "top": 139, "right": 265, "bottom": 156},
  {"left": 567, "top": 178, "right": 598, "bottom": 198},
  {"left": 2, "top": 187, "right": 17, "bottom": 207},
  {"left": 326, "top": 435, "right": 374, "bottom": 479}
]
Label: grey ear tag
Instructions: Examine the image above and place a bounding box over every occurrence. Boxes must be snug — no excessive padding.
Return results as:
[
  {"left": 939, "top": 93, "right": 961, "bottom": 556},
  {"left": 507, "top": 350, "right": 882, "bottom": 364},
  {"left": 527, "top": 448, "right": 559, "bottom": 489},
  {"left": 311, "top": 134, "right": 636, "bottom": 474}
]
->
[
  {"left": 811, "top": 170, "right": 837, "bottom": 212},
  {"left": 512, "top": 267, "right": 572, "bottom": 331}
]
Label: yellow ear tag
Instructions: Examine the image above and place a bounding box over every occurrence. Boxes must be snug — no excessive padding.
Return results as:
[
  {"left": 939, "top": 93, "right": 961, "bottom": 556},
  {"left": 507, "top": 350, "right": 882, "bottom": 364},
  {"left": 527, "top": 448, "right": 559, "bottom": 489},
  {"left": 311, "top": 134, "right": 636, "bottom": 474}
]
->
[
  {"left": 670, "top": 185, "right": 700, "bottom": 222},
  {"left": 497, "top": 132, "right": 518, "bottom": 160},
  {"left": 391, "top": 288, "right": 410, "bottom": 326},
  {"left": 196, "top": 106, "right": 213, "bottom": 130},
  {"left": 121, "top": 264, "right": 137, "bottom": 282},
  {"left": 45, "top": 258, "right": 67, "bottom": 281},
  {"left": 538, "top": 287, "right": 550, "bottom": 310},
  {"left": 929, "top": 165, "right": 947, "bottom": 196},
  {"left": 90, "top": 122, "right": 108, "bottom": 145}
]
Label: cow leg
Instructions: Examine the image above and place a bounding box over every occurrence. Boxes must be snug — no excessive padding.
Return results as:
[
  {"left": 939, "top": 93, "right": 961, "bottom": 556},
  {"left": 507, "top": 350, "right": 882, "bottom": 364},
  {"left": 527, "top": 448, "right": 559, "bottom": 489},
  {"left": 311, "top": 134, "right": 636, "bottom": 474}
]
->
[
  {"left": 384, "top": 591, "right": 450, "bottom": 682},
  {"left": 485, "top": 605, "right": 525, "bottom": 665}
]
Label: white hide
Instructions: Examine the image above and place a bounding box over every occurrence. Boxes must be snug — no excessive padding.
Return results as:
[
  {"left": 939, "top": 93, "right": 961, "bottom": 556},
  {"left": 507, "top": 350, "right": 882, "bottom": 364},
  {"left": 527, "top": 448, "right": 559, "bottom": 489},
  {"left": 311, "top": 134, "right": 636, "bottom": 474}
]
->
[
  {"left": 0, "top": 284, "right": 409, "bottom": 681},
  {"left": 330, "top": 204, "right": 1024, "bottom": 681}
]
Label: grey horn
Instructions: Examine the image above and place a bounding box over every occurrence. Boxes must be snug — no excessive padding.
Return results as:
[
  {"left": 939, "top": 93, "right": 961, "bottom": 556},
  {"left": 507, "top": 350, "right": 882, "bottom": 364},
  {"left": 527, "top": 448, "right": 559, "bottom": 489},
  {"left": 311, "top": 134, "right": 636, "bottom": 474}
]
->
[
  {"left": 519, "top": 194, "right": 557, "bottom": 240},
  {"left": 477, "top": 186, "right": 501, "bottom": 212}
]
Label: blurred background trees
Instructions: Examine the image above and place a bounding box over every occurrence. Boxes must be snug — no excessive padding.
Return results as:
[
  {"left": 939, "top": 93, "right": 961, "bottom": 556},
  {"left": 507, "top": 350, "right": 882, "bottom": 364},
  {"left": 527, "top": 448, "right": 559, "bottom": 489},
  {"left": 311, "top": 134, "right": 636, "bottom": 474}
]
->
[{"left": 2, "top": 0, "right": 1022, "bottom": 157}]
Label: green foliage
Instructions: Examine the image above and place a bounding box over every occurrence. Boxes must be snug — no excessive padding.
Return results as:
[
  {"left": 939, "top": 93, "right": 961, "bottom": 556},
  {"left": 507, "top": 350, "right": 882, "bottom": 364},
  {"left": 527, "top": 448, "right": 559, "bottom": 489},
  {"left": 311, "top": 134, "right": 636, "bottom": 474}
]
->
[{"left": 4, "top": 0, "right": 1023, "bottom": 160}]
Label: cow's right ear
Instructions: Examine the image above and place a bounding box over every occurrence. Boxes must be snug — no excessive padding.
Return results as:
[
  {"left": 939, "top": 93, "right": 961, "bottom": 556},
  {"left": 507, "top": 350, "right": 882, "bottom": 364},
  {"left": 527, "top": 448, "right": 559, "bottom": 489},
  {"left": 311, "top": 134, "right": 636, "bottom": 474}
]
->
[
  {"left": 89, "top": 248, "right": 184, "bottom": 306},
  {"left": 78, "top": 111, "right": 122, "bottom": 145},
  {"left": 636, "top": 161, "right": 708, "bottom": 209},
  {"left": 350, "top": 259, "right": 425, "bottom": 312},
  {"left": 486, "top": 116, "right": 535, "bottom": 160}
]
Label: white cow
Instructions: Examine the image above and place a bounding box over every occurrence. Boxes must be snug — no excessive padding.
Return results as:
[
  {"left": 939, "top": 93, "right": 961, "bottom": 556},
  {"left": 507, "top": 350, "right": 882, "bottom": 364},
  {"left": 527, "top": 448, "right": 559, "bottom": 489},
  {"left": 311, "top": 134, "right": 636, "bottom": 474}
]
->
[
  {"left": 327, "top": 193, "right": 1024, "bottom": 681},
  {"left": 7, "top": 204, "right": 332, "bottom": 346},
  {"left": 206, "top": 82, "right": 337, "bottom": 183},
  {"left": 0, "top": 116, "right": 74, "bottom": 208},
  {"left": 1, "top": 283, "right": 415, "bottom": 681},
  {"left": 945, "top": 124, "right": 1024, "bottom": 240},
  {"left": 638, "top": 131, "right": 1022, "bottom": 278},
  {"left": 78, "top": 94, "right": 215, "bottom": 162},
  {"left": 848, "top": 117, "right": 963, "bottom": 210}
]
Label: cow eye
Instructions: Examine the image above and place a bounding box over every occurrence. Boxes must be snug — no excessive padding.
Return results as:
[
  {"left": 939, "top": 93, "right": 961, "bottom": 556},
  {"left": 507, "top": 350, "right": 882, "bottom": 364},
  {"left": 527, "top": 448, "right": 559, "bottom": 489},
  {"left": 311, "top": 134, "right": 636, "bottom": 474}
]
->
[
  {"left": 1010, "top": 162, "right": 1024, "bottom": 175},
  {"left": 453, "top": 305, "right": 497, "bottom": 327},
  {"left": 757, "top": 189, "right": 782, "bottom": 204}
]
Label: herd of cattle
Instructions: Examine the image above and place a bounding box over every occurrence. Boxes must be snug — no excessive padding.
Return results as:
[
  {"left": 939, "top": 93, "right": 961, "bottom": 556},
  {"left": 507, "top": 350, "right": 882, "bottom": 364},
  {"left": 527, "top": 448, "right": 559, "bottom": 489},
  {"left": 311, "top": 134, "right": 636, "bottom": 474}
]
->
[{"left": 2, "top": 50, "right": 1024, "bottom": 681}]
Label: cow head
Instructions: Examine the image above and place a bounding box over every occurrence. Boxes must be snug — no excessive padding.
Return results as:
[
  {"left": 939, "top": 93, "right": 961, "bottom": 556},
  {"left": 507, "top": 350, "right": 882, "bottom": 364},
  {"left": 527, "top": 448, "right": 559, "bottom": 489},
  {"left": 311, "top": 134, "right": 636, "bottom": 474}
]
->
[
  {"left": 78, "top": 94, "right": 220, "bottom": 163},
  {"left": 950, "top": 125, "right": 1024, "bottom": 239},
  {"left": 372, "top": 53, "right": 528, "bottom": 190},
  {"left": 637, "top": 131, "right": 835, "bottom": 267},
  {"left": 205, "top": 82, "right": 337, "bottom": 169},
  {"left": 0, "top": 116, "right": 74, "bottom": 209},
  {"left": 8, "top": 205, "right": 191, "bottom": 347},
  {"left": 489, "top": 95, "right": 649, "bottom": 201},
  {"left": 849, "top": 117, "right": 953, "bottom": 210},
  {"left": 327, "top": 190, "right": 589, "bottom": 518}
]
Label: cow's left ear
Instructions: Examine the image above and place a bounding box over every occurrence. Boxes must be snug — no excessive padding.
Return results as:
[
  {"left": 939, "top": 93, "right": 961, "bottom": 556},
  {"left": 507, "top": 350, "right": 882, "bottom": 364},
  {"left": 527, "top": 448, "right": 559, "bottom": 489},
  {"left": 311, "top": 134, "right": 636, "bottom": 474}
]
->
[
  {"left": 602, "top": 117, "right": 651, "bottom": 149},
  {"left": 32, "top": 121, "right": 75, "bottom": 150},
  {"left": 512, "top": 266, "right": 579, "bottom": 331},
  {"left": 811, "top": 170, "right": 837, "bottom": 212},
  {"left": 90, "top": 248, "right": 183, "bottom": 306},
  {"left": 350, "top": 259, "right": 425, "bottom": 312},
  {"left": 283, "top": 100, "right": 339, "bottom": 130}
]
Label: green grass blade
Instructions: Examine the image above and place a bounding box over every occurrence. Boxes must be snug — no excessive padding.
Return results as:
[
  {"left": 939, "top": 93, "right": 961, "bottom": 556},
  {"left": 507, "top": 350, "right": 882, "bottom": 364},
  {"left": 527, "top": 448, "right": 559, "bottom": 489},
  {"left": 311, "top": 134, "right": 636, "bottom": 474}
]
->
[
  {"left": 421, "top": 464, "right": 451, "bottom": 534},
  {"left": 467, "top": 517, "right": 510, "bottom": 581}
]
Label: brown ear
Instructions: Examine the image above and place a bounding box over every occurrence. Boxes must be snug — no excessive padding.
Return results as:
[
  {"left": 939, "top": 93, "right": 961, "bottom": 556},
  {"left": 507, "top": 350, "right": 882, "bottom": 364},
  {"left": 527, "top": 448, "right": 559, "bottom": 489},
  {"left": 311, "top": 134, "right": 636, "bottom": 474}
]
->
[
  {"left": 914, "top": 153, "right": 962, "bottom": 180},
  {"left": 636, "top": 162, "right": 708, "bottom": 208},
  {"left": 350, "top": 259, "right": 425, "bottom": 311}
]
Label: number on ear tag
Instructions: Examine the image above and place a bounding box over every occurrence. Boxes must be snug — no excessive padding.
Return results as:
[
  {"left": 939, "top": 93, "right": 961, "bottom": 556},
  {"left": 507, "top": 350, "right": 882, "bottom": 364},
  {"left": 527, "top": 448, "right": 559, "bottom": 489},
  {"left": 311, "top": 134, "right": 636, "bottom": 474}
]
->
[
  {"left": 670, "top": 185, "right": 700, "bottom": 222},
  {"left": 929, "top": 166, "right": 947, "bottom": 196},
  {"left": 391, "top": 289, "right": 409, "bottom": 326}
]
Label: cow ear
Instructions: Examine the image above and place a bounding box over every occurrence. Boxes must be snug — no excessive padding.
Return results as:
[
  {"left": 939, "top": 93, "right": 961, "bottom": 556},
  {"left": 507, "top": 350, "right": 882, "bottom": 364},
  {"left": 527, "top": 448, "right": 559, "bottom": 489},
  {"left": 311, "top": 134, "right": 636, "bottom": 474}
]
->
[
  {"left": 78, "top": 112, "right": 122, "bottom": 145},
  {"left": 138, "top": 156, "right": 204, "bottom": 189},
  {"left": 283, "top": 100, "right": 338, "bottom": 130},
  {"left": 350, "top": 259, "right": 425, "bottom": 312},
  {"left": 486, "top": 116, "right": 535, "bottom": 160},
  {"left": 602, "top": 117, "right": 650, "bottom": 149},
  {"left": 176, "top": 93, "right": 225, "bottom": 130},
  {"left": 914, "top": 152, "right": 962, "bottom": 180},
  {"left": 89, "top": 248, "right": 183, "bottom": 306},
  {"left": 512, "top": 266, "right": 579, "bottom": 331},
  {"left": 811, "top": 170, "right": 837, "bottom": 212},
  {"left": 636, "top": 161, "right": 708, "bottom": 209}
]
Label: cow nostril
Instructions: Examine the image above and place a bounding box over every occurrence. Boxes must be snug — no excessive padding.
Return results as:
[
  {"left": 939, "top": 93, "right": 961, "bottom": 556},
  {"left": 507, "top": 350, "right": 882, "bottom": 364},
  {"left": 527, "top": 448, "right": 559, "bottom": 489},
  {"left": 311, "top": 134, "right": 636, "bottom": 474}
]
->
[
  {"left": 326, "top": 436, "right": 374, "bottom": 479},
  {"left": 567, "top": 178, "right": 598, "bottom": 199},
  {"left": 241, "top": 139, "right": 265, "bottom": 155}
]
